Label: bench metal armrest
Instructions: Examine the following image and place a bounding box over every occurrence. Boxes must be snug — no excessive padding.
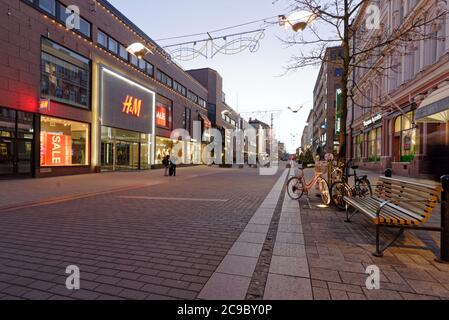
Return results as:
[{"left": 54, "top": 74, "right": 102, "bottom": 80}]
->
[{"left": 376, "top": 200, "right": 392, "bottom": 217}]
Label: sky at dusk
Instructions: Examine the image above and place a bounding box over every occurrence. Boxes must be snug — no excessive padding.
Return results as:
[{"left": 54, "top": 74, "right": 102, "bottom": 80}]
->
[{"left": 109, "top": 0, "right": 320, "bottom": 153}]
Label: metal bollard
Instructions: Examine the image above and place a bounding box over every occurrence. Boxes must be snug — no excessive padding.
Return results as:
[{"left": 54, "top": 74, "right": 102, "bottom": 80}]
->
[
  {"left": 385, "top": 169, "right": 392, "bottom": 178},
  {"left": 440, "top": 175, "right": 449, "bottom": 262}
]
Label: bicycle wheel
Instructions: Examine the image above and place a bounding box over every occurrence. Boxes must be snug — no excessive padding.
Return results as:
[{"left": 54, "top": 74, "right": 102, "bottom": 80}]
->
[
  {"left": 287, "top": 177, "right": 304, "bottom": 200},
  {"left": 330, "top": 181, "right": 351, "bottom": 211},
  {"left": 356, "top": 177, "right": 373, "bottom": 197},
  {"left": 318, "top": 177, "right": 331, "bottom": 205}
]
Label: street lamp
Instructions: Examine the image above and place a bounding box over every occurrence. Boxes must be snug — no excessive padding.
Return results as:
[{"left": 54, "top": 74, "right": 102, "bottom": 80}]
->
[
  {"left": 279, "top": 11, "right": 317, "bottom": 32},
  {"left": 288, "top": 106, "right": 304, "bottom": 113},
  {"left": 126, "top": 42, "right": 153, "bottom": 59}
]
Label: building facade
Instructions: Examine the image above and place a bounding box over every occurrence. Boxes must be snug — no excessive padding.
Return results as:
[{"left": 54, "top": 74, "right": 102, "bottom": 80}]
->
[
  {"left": 300, "top": 109, "right": 314, "bottom": 152},
  {"left": 312, "top": 46, "right": 343, "bottom": 158},
  {"left": 347, "top": 0, "right": 449, "bottom": 178},
  {"left": 0, "top": 0, "right": 216, "bottom": 178}
]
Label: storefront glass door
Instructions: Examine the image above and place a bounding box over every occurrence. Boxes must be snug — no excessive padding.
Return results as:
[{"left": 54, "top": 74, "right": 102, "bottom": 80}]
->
[
  {"left": 0, "top": 138, "right": 14, "bottom": 175},
  {"left": 0, "top": 108, "right": 34, "bottom": 178},
  {"left": 116, "top": 140, "right": 139, "bottom": 171},
  {"left": 101, "top": 126, "right": 147, "bottom": 171}
]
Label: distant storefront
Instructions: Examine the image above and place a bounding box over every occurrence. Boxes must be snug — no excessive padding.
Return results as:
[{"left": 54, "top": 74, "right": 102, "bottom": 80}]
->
[{"left": 99, "top": 66, "right": 155, "bottom": 171}]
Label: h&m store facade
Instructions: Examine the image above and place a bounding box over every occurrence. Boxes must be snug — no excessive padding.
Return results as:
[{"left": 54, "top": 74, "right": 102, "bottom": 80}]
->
[{"left": 0, "top": 0, "right": 211, "bottom": 178}]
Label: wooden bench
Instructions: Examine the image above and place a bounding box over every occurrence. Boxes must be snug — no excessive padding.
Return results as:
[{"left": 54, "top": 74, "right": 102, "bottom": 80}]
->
[{"left": 343, "top": 176, "right": 442, "bottom": 257}]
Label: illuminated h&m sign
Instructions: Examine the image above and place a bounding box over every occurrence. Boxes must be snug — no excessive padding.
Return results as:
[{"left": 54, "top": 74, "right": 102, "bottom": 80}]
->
[{"left": 100, "top": 66, "right": 155, "bottom": 134}]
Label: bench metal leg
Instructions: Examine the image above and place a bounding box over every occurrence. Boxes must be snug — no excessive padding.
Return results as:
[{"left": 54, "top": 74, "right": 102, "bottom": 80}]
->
[
  {"left": 373, "top": 225, "right": 383, "bottom": 257},
  {"left": 373, "top": 226, "right": 405, "bottom": 257},
  {"left": 345, "top": 205, "right": 358, "bottom": 223},
  {"left": 345, "top": 203, "right": 350, "bottom": 222}
]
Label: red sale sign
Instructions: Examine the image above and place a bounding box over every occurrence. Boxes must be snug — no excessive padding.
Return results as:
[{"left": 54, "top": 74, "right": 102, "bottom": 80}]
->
[
  {"left": 40, "top": 132, "right": 72, "bottom": 166},
  {"left": 156, "top": 105, "right": 168, "bottom": 127}
]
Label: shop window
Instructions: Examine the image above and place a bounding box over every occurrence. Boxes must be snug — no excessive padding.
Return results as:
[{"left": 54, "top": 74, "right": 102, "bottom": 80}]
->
[
  {"left": 41, "top": 38, "right": 91, "bottom": 109},
  {"left": 155, "top": 137, "right": 174, "bottom": 164},
  {"left": 40, "top": 117, "right": 89, "bottom": 167},
  {"left": 354, "top": 134, "right": 363, "bottom": 161},
  {"left": 156, "top": 99, "right": 172, "bottom": 130},
  {"left": 368, "top": 127, "right": 381, "bottom": 161},
  {"left": 394, "top": 111, "right": 418, "bottom": 162}
]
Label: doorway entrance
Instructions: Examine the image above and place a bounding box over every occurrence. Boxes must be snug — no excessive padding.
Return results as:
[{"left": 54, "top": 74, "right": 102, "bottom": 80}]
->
[
  {"left": 100, "top": 126, "right": 150, "bottom": 171},
  {"left": 0, "top": 108, "right": 34, "bottom": 178}
]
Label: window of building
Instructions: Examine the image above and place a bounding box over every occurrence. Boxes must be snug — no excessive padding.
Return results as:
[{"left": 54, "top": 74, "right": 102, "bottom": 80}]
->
[
  {"left": 198, "top": 97, "right": 207, "bottom": 108},
  {"left": 184, "top": 107, "right": 192, "bottom": 134},
  {"left": 41, "top": 38, "right": 90, "bottom": 109},
  {"left": 173, "top": 81, "right": 186, "bottom": 96},
  {"left": 40, "top": 116, "right": 89, "bottom": 167},
  {"left": 108, "top": 37, "right": 118, "bottom": 54},
  {"left": 57, "top": 2, "right": 91, "bottom": 38},
  {"left": 394, "top": 111, "right": 418, "bottom": 162},
  {"left": 119, "top": 44, "right": 128, "bottom": 60},
  {"left": 130, "top": 54, "right": 139, "bottom": 67},
  {"left": 146, "top": 62, "right": 154, "bottom": 76},
  {"left": 335, "top": 68, "right": 343, "bottom": 77},
  {"left": 39, "top": 0, "right": 55, "bottom": 14},
  {"left": 138, "top": 59, "right": 146, "bottom": 71},
  {"left": 187, "top": 91, "right": 198, "bottom": 104},
  {"left": 97, "top": 30, "right": 107, "bottom": 48},
  {"left": 156, "top": 70, "right": 173, "bottom": 88},
  {"left": 368, "top": 127, "right": 381, "bottom": 161},
  {"left": 354, "top": 134, "right": 363, "bottom": 161}
]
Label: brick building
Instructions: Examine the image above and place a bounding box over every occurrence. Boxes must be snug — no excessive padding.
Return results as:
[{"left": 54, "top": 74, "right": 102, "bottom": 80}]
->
[
  {"left": 312, "top": 46, "right": 343, "bottom": 157},
  {"left": 0, "top": 0, "right": 217, "bottom": 178},
  {"left": 347, "top": 0, "right": 449, "bottom": 179}
]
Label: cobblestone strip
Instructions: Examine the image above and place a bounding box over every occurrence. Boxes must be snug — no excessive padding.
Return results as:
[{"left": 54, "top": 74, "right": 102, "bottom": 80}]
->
[
  {"left": 263, "top": 167, "right": 313, "bottom": 300},
  {"left": 197, "top": 169, "right": 289, "bottom": 300},
  {"left": 245, "top": 170, "right": 289, "bottom": 299}
]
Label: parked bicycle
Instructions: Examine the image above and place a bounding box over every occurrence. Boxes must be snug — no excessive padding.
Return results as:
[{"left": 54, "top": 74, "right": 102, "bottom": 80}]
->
[
  {"left": 329, "top": 163, "right": 373, "bottom": 210},
  {"left": 287, "top": 164, "right": 331, "bottom": 205}
]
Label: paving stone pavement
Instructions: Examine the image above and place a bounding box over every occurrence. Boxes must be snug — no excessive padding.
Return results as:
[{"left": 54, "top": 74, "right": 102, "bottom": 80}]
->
[
  {"left": 198, "top": 168, "right": 289, "bottom": 300},
  {"left": 297, "top": 166, "right": 449, "bottom": 300},
  {"left": 0, "top": 165, "right": 284, "bottom": 300},
  {"left": 2, "top": 162, "right": 448, "bottom": 300}
]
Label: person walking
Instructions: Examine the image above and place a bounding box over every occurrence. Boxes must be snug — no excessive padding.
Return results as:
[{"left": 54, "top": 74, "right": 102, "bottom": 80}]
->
[{"left": 162, "top": 155, "right": 170, "bottom": 176}]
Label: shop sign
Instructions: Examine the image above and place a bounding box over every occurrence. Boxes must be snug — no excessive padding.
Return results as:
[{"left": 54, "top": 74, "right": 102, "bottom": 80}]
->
[
  {"left": 40, "top": 132, "right": 72, "bottom": 166},
  {"left": 156, "top": 105, "right": 168, "bottom": 127},
  {"left": 39, "top": 98, "right": 51, "bottom": 112},
  {"left": 101, "top": 67, "right": 155, "bottom": 134},
  {"left": 363, "top": 114, "right": 382, "bottom": 127},
  {"left": 122, "top": 95, "right": 142, "bottom": 117}
]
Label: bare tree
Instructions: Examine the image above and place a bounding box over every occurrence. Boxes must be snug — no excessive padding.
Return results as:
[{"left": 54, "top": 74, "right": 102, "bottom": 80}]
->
[{"left": 279, "top": 0, "right": 447, "bottom": 160}]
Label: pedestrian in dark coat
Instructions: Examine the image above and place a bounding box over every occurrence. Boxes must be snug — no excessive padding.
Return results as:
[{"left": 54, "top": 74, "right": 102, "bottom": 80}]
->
[{"left": 162, "top": 155, "right": 170, "bottom": 176}]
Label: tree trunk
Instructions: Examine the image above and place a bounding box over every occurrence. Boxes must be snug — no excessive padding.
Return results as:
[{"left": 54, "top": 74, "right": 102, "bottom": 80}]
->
[{"left": 338, "top": 0, "right": 350, "bottom": 162}]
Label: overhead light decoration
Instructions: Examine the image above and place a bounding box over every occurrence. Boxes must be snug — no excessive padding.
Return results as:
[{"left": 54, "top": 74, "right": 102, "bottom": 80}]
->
[{"left": 126, "top": 42, "right": 152, "bottom": 59}]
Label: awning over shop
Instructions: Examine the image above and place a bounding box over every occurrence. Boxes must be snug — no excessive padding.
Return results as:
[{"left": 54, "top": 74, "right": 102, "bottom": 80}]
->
[
  {"left": 199, "top": 113, "right": 212, "bottom": 129},
  {"left": 416, "top": 84, "right": 449, "bottom": 123}
]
